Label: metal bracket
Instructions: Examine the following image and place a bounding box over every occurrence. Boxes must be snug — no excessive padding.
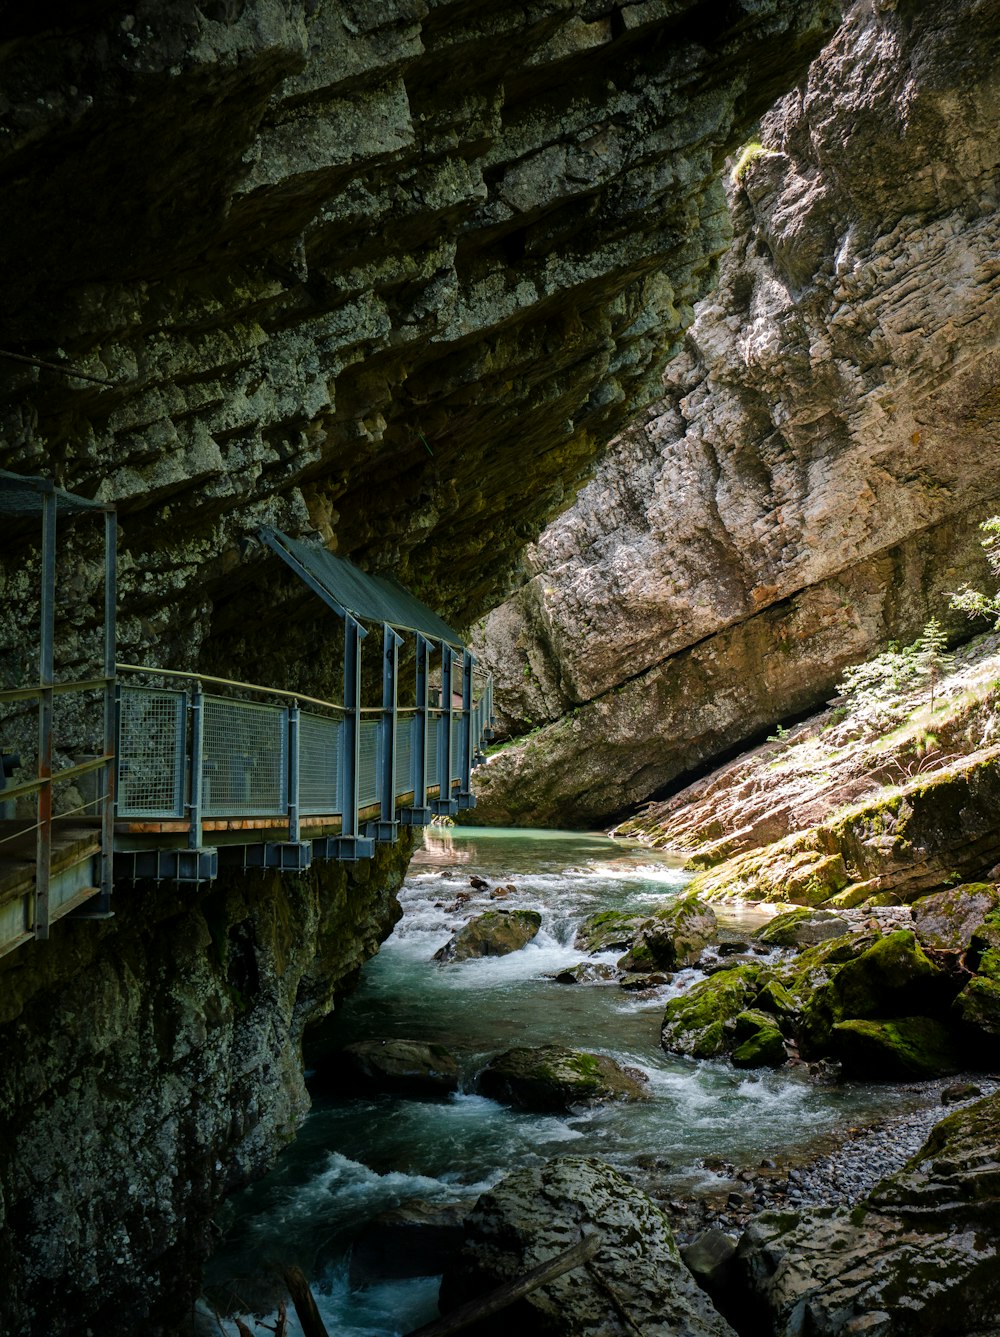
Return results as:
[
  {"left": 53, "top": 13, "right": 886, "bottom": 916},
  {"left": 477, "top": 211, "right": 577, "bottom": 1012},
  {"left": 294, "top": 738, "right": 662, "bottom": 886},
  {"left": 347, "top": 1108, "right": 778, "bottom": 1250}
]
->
[
  {"left": 229, "top": 841, "right": 313, "bottom": 873},
  {"left": 115, "top": 846, "right": 218, "bottom": 885},
  {"left": 312, "top": 834, "right": 375, "bottom": 863}
]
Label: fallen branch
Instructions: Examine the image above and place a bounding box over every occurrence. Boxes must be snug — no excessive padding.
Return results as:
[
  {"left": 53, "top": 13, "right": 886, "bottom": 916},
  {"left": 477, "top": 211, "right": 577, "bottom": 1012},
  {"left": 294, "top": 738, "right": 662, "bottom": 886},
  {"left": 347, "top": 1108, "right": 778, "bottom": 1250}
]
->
[
  {"left": 282, "top": 1266, "right": 330, "bottom": 1337},
  {"left": 404, "top": 1233, "right": 601, "bottom": 1337}
]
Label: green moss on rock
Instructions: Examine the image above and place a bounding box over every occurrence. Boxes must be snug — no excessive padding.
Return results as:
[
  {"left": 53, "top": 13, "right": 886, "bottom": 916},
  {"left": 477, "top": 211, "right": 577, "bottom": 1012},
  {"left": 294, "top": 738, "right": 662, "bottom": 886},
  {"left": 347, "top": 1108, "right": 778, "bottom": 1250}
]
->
[
  {"left": 477, "top": 1045, "right": 648, "bottom": 1112},
  {"left": 661, "top": 963, "right": 764, "bottom": 1059},
  {"left": 831, "top": 1017, "right": 960, "bottom": 1079},
  {"left": 731, "top": 1009, "right": 787, "bottom": 1068}
]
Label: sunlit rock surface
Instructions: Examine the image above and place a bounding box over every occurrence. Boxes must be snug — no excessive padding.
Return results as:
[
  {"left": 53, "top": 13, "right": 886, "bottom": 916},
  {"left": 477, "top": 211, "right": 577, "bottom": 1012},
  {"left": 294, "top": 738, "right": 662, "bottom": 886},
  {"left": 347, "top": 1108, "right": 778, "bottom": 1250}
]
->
[{"left": 474, "top": 0, "right": 1000, "bottom": 827}]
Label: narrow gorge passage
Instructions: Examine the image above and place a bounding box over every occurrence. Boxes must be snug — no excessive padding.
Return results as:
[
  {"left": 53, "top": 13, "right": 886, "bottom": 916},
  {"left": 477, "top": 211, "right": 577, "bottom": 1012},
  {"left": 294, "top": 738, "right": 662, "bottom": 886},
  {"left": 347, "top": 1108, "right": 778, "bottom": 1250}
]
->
[{"left": 205, "top": 827, "right": 950, "bottom": 1337}]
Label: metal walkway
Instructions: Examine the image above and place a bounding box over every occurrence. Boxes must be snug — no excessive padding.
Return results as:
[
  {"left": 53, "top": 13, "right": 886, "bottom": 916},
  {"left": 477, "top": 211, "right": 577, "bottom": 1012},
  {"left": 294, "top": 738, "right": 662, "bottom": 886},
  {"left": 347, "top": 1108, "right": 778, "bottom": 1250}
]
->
[{"left": 0, "top": 475, "right": 494, "bottom": 960}]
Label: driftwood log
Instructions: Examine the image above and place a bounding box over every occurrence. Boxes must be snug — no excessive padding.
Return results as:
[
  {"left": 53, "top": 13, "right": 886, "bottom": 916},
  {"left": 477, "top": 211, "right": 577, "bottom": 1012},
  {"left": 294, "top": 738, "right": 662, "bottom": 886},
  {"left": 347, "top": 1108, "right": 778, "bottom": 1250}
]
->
[
  {"left": 283, "top": 1266, "right": 331, "bottom": 1337},
  {"left": 405, "top": 1233, "right": 602, "bottom": 1337}
]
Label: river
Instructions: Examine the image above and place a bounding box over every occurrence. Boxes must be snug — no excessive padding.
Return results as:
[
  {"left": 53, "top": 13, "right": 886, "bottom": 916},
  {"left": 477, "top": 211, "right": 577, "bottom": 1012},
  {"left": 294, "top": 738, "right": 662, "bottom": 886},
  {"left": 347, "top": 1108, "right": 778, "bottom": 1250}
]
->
[{"left": 205, "top": 826, "right": 918, "bottom": 1336}]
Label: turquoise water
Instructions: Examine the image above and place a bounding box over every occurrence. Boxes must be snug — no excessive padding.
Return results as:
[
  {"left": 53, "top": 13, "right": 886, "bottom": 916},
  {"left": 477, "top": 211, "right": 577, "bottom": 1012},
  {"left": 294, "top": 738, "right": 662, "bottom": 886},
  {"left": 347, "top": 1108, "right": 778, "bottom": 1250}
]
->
[{"left": 206, "top": 827, "right": 915, "bottom": 1336}]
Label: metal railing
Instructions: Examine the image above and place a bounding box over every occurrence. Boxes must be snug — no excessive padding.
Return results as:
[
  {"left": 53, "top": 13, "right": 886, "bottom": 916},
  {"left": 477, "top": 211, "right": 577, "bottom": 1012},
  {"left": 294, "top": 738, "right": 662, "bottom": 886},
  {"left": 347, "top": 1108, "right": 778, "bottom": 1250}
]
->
[{"left": 115, "top": 664, "right": 494, "bottom": 853}]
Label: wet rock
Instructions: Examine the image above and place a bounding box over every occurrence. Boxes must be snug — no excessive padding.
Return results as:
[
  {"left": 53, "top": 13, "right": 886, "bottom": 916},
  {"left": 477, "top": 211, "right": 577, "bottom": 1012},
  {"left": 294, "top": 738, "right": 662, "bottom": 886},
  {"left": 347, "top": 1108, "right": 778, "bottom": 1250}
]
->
[
  {"left": 797, "top": 931, "right": 948, "bottom": 1056},
  {"left": 477, "top": 1045, "right": 648, "bottom": 1113},
  {"left": 439, "top": 1157, "right": 737, "bottom": 1336},
  {"left": 434, "top": 909, "right": 541, "bottom": 962},
  {"left": 619, "top": 971, "right": 672, "bottom": 991},
  {"left": 329, "top": 1039, "right": 460, "bottom": 1098},
  {"left": 830, "top": 1017, "right": 960, "bottom": 1081},
  {"left": 703, "top": 953, "right": 761, "bottom": 975},
  {"left": 551, "top": 961, "right": 618, "bottom": 985},
  {"left": 731, "top": 1010, "right": 787, "bottom": 1069},
  {"left": 490, "top": 883, "right": 516, "bottom": 900},
  {"left": 682, "top": 1227, "right": 739, "bottom": 1294},
  {"left": 756, "top": 907, "right": 850, "bottom": 948},
  {"left": 911, "top": 883, "right": 1000, "bottom": 952},
  {"left": 618, "top": 894, "right": 718, "bottom": 971},
  {"left": 661, "top": 963, "right": 765, "bottom": 1059},
  {"left": 470, "top": 876, "right": 489, "bottom": 891},
  {"left": 349, "top": 1200, "right": 468, "bottom": 1285},
  {"left": 573, "top": 909, "right": 648, "bottom": 954},
  {"left": 953, "top": 975, "right": 1000, "bottom": 1037},
  {"left": 753, "top": 978, "right": 799, "bottom": 1024},
  {"left": 736, "top": 1093, "right": 1000, "bottom": 1335},
  {"left": 942, "top": 1081, "right": 983, "bottom": 1105}
]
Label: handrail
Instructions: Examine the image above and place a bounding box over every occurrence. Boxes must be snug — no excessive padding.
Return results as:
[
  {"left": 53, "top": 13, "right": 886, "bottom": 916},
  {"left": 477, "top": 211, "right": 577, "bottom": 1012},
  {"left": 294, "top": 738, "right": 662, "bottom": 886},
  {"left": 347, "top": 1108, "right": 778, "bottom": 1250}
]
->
[
  {"left": 116, "top": 663, "right": 346, "bottom": 714},
  {"left": 0, "top": 677, "right": 113, "bottom": 703},
  {"left": 1, "top": 754, "right": 113, "bottom": 803}
]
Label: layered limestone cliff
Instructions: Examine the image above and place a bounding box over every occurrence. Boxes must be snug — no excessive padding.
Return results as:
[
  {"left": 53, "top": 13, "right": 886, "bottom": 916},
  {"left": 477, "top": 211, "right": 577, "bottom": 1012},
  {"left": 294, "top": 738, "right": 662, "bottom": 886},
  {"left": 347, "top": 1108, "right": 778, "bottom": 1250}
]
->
[
  {"left": 0, "top": 0, "right": 836, "bottom": 694},
  {"left": 0, "top": 3, "right": 840, "bottom": 1333},
  {"left": 473, "top": 0, "right": 1000, "bottom": 828}
]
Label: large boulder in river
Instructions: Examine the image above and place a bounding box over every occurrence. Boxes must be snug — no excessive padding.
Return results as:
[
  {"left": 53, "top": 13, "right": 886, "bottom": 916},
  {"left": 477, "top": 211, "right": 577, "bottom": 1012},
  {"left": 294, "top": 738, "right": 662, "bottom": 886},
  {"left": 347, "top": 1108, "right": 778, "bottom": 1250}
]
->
[
  {"left": 911, "top": 882, "right": 1000, "bottom": 952},
  {"left": 434, "top": 909, "right": 542, "bottom": 962},
  {"left": 830, "top": 1017, "right": 960, "bottom": 1080},
  {"left": 661, "top": 963, "right": 766, "bottom": 1059},
  {"left": 755, "top": 906, "right": 849, "bottom": 948},
  {"left": 439, "top": 1157, "right": 737, "bottom": 1337},
  {"left": 333, "top": 1039, "right": 460, "bottom": 1097},
  {"left": 617, "top": 893, "right": 717, "bottom": 972},
  {"left": 477, "top": 1046, "right": 648, "bottom": 1113},
  {"left": 735, "top": 1093, "right": 1000, "bottom": 1336},
  {"left": 797, "top": 931, "right": 949, "bottom": 1056},
  {"left": 575, "top": 893, "right": 716, "bottom": 968}
]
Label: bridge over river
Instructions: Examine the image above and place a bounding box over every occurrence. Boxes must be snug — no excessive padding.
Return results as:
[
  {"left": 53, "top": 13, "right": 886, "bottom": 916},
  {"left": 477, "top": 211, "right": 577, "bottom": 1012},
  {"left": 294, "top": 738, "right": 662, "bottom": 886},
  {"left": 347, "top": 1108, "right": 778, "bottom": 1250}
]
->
[{"left": 0, "top": 471, "right": 494, "bottom": 959}]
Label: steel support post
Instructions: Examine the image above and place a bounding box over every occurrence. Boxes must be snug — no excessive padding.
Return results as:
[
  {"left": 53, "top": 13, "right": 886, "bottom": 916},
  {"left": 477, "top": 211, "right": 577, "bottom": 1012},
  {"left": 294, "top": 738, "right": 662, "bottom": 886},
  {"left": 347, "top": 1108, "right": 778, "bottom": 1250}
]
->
[
  {"left": 287, "top": 703, "right": 301, "bottom": 844},
  {"left": 97, "top": 507, "right": 117, "bottom": 913},
  {"left": 433, "top": 643, "right": 457, "bottom": 815},
  {"left": 456, "top": 649, "right": 476, "bottom": 809},
  {"left": 188, "top": 681, "right": 204, "bottom": 852},
  {"left": 372, "top": 623, "right": 402, "bottom": 842},
  {"left": 399, "top": 633, "right": 431, "bottom": 826},
  {"left": 34, "top": 488, "right": 56, "bottom": 940}
]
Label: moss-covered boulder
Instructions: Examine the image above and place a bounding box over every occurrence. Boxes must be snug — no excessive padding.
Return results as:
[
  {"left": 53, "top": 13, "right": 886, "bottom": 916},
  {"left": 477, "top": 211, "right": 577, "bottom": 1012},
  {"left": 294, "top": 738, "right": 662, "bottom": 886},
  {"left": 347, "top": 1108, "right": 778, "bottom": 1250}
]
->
[
  {"left": 798, "top": 930, "right": 946, "bottom": 1055},
  {"left": 830, "top": 1017, "right": 959, "bottom": 1079},
  {"left": 753, "top": 978, "right": 799, "bottom": 1024},
  {"left": 477, "top": 1046, "right": 648, "bottom": 1113},
  {"left": 434, "top": 909, "right": 541, "bottom": 962},
  {"left": 661, "top": 963, "right": 764, "bottom": 1059},
  {"left": 756, "top": 907, "right": 849, "bottom": 948},
  {"left": 776, "top": 929, "right": 879, "bottom": 1003},
  {"left": 573, "top": 910, "right": 648, "bottom": 954},
  {"left": 578, "top": 894, "right": 716, "bottom": 970},
  {"left": 911, "top": 883, "right": 1000, "bottom": 952},
  {"left": 954, "top": 975, "right": 1000, "bottom": 1038},
  {"left": 731, "top": 1010, "right": 787, "bottom": 1069}
]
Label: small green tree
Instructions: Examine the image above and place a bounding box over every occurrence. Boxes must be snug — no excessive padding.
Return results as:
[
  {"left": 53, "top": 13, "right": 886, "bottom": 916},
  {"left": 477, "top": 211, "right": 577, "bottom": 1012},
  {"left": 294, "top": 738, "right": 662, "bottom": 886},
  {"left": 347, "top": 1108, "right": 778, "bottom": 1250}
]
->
[
  {"left": 912, "top": 617, "right": 954, "bottom": 711},
  {"left": 836, "top": 641, "right": 921, "bottom": 729},
  {"left": 950, "top": 517, "right": 1000, "bottom": 627}
]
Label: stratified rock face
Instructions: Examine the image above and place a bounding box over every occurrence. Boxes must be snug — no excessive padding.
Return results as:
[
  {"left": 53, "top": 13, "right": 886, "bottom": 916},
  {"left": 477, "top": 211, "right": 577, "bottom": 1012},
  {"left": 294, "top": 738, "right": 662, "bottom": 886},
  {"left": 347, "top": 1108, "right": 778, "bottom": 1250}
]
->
[
  {"left": 0, "top": 840, "right": 409, "bottom": 1337},
  {"left": 474, "top": 0, "right": 1000, "bottom": 828},
  {"left": 0, "top": 0, "right": 837, "bottom": 693},
  {"left": 440, "top": 1156, "right": 737, "bottom": 1336}
]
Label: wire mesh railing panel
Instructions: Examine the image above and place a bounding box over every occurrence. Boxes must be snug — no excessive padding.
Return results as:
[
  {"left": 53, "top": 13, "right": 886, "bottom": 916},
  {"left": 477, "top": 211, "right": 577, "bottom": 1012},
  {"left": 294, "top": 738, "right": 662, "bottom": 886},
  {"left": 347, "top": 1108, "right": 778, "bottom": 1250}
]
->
[
  {"left": 425, "top": 715, "right": 440, "bottom": 788},
  {"left": 451, "top": 714, "right": 462, "bottom": 782},
  {"left": 299, "top": 712, "right": 342, "bottom": 816},
  {"left": 358, "top": 719, "right": 380, "bottom": 807},
  {"left": 203, "top": 697, "right": 287, "bottom": 817},
  {"left": 117, "top": 687, "right": 186, "bottom": 817},
  {"left": 395, "top": 714, "right": 414, "bottom": 795}
]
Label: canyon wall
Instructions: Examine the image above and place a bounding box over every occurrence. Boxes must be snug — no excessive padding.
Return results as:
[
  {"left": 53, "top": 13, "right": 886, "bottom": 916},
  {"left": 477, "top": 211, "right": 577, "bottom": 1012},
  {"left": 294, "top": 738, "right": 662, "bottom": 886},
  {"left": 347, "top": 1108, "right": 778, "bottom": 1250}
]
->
[
  {"left": 0, "top": 2, "right": 839, "bottom": 1331},
  {"left": 473, "top": 0, "right": 1000, "bottom": 828}
]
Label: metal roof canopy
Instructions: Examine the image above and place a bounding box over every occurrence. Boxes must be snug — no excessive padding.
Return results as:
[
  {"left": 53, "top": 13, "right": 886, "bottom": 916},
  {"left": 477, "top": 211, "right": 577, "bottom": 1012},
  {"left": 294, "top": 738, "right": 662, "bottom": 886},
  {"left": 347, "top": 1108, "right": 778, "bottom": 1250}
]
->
[
  {"left": 259, "top": 527, "right": 465, "bottom": 648},
  {"left": 0, "top": 469, "right": 109, "bottom": 515}
]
